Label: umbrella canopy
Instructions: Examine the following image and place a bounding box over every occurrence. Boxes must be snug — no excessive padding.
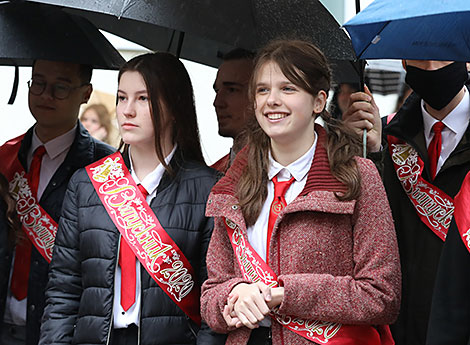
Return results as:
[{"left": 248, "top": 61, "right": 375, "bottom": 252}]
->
[
  {"left": 27, "top": 0, "right": 359, "bottom": 83},
  {"left": 343, "top": 0, "right": 470, "bottom": 61},
  {"left": 0, "top": 1, "right": 124, "bottom": 69}
]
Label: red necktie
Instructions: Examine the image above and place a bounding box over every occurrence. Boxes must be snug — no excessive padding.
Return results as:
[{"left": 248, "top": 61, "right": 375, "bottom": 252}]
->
[
  {"left": 428, "top": 122, "right": 446, "bottom": 180},
  {"left": 10, "top": 145, "right": 46, "bottom": 300},
  {"left": 119, "top": 183, "right": 148, "bottom": 311},
  {"left": 266, "top": 175, "right": 295, "bottom": 260}
]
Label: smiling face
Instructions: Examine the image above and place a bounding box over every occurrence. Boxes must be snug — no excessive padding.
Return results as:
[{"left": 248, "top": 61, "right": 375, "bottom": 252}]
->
[
  {"left": 29, "top": 60, "right": 92, "bottom": 141},
  {"left": 254, "top": 61, "right": 326, "bottom": 150},
  {"left": 116, "top": 71, "right": 155, "bottom": 149}
]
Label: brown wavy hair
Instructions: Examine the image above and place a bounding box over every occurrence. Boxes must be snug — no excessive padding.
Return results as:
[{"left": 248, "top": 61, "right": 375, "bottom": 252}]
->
[
  {"left": 0, "top": 173, "right": 21, "bottom": 245},
  {"left": 237, "top": 40, "right": 362, "bottom": 226},
  {"left": 118, "top": 52, "right": 204, "bottom": 174}
]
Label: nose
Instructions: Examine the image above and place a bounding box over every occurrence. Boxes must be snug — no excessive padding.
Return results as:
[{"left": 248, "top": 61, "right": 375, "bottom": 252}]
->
[
  {"left": 39, "top": 84, "right": 54, "bottom": 100},
  {"left": 213, "top": 90, "right": 226, "bottom": 109},
  {"left": 267, "top": 90, "right": 280, "bottom": 107},
  {"left": 122, "top": 100, "right": 136, "bottom": 118}
]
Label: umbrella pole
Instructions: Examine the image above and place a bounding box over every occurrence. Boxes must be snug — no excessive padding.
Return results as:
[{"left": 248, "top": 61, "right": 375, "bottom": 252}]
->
[{"left": 355, "top": 0, "right": 367, "bottom": 158}]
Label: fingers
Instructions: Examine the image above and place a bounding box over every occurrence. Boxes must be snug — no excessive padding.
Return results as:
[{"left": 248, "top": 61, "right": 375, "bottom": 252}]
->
[
  {"left": 223, "top": 294, "right": 242, "bottom": 329},
  {"left": 230, "top": 283, "right": 271, "bottom": 329},
  {"left": 257, "top": 282, "right": 272, "bottom": 303}
]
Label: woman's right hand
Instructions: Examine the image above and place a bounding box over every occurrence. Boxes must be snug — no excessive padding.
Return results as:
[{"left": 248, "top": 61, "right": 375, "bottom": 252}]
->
[{"left": 228, "top": 282, "right": 272, "bottom": 329}]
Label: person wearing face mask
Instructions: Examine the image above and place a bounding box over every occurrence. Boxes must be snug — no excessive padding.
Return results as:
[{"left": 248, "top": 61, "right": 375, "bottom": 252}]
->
[{"left": 342, "top": 60, "right": 470, "bottom": 345}]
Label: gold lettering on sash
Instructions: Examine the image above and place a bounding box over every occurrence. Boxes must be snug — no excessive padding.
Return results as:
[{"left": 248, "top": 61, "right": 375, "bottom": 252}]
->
[
  {"left": 390, "top": 142, "right": 453, "bottom": 240},
  {"left": 89, "top": 154, "right": 196, "bottom": 303},
  {"left": 8, "top": 171, "right": 57, "bottom": 261}
]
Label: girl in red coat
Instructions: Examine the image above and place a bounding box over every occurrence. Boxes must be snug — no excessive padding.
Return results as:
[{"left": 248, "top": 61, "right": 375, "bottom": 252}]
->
[{"left": 201, "top": 40, "right": 401, "bottom": 345}]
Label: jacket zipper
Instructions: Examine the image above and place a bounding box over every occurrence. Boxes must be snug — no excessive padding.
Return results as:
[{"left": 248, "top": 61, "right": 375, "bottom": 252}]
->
[{"left": 105, "top": 233, "right": 121, "bottom": 345}]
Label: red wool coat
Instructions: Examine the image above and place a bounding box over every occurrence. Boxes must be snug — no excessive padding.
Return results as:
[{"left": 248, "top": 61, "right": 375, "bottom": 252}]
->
[{"left": 201, "top": 126, "right": 401, "bottom": 345}]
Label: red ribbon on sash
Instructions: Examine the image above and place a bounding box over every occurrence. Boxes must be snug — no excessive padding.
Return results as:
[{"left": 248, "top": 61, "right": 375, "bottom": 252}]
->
[
  {"left": 387, "top": 136, "right": 453, "bottom": 241},
  {"left": 0, "top": 134, "right": 57, "bottom": 263},
  {"left": 224, "top": 218, "right": 390, "bottom": 344},
  {"left": 85, "top": 152, "right": 201, "bottom": 325},
  {"left": 454, "top": 172, "right": 470, "bottom": 253}
]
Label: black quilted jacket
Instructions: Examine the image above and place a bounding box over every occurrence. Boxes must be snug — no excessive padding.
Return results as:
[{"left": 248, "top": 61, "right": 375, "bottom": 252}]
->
[{"left": 38, "top": 150, "right": 226, "bottom": 345}]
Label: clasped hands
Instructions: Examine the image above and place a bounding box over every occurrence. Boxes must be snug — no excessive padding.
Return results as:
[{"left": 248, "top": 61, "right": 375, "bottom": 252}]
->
[{"left": 223, "top": 282, "right": 284, "bottom": 330}]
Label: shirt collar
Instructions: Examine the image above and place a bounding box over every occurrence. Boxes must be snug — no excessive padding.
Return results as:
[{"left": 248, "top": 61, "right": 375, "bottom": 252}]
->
[
  {"left": 422, "top": 88, "right": 469, "bottom": 138},
  {"left": 268, "top": 130, "right": 317, "bottom": 182},
  {"left": 129, "top": 145, "right": 177, "bottom": 196},
  {"left": 31, "top": 124, "right": 77, "bottom": 159}
]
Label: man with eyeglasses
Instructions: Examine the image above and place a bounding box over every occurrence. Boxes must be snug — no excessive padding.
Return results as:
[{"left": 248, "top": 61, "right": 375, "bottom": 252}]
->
[{"left": 0, "top": 60, "right": 114, "bottom": 345}]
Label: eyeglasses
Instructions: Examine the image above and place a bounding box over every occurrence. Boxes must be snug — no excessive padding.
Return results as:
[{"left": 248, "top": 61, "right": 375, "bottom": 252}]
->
[{"left": 27, "top": 79, "right": 89, "bottom": 100}]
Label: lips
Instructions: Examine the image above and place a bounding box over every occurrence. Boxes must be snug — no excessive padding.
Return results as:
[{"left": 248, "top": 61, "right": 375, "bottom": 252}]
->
[
  {"left": 121, "top": 122, "right": 138, "bottom": 129},
  {"left": 36, "top": 104, "right": 55, "bottom": 110},
  {"left": 264, "top": 112, "right": 289, "bottom": 120}
]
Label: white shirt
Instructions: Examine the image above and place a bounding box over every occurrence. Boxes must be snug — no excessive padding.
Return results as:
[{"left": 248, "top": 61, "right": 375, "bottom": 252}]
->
[
  {"left": 422, "top": 88, "right": 470, "bottom": 175},
  {"left": 4, "top": 125, "right": 76, "bottom": 326},
  {"left": 246, "top": 135, "right": 317, "bottom": 327},
  {"left": 113, "top": 145, "right": 176, "bottom": 329}
]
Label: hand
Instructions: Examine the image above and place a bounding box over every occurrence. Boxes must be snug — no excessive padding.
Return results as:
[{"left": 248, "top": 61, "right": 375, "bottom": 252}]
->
[
  {"left": 342, "top": 85, "right": 382, "bottom": 152},
  {"left": 229, "top": 282, "right": 272, "bottom": 329},
  {"left": 223, "top": 294, "right": 242, "bottom": 330},
  {"left": 266, "top": 287, "right": 284, "bottom": 310}
]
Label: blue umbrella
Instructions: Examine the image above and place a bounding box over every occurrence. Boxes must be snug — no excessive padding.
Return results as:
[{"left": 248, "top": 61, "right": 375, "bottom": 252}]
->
[{"left": 343, "top": 0, "right": 470, "bottom": 61}]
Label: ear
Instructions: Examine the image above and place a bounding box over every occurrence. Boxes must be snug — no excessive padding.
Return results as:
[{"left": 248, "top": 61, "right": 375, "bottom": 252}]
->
[
  {"left": 81, "top": 84, "right": 93, "bottom": 104},
  {"left": 313, "top": 90, "right": 327, "bottom": 114}
]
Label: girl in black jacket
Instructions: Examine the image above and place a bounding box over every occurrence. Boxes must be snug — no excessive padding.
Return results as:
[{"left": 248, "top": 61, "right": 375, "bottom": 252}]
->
[{"left": 39, "top": 53, "right": 224, "bottom": 345}]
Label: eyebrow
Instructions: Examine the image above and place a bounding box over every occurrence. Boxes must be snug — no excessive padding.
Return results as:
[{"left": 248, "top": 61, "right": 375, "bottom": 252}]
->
[{"left": 117, "top": 89, "right": 148, "bottom": 94}]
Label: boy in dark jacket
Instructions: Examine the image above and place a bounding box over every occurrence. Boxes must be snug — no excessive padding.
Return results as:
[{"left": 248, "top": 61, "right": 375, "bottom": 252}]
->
[{"left": 0, "top": 59, "right": 114, "bottom": 345}]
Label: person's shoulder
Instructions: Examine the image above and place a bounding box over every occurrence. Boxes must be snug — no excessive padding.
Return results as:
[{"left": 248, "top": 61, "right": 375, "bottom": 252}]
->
[
  {"left": 89, "top": 137, "right": 116, "bottom": 159},
  {"left": 179, "top": 159, "right": 220, "bottom": 181}
]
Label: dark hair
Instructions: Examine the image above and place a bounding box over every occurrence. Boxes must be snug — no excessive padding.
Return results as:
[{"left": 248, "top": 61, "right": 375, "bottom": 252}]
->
[
  {"left": 32, "top": 60, "right": 92, "bottom": 84},
  {"left": 223, "top": 48, "right": 256, "bottom": 62},
  {"left": 78, "top": 64, "right": 93, "bottom": 84},
  {"left": 238, "top": 40, "right": 362, "bottom": 226},
  {"left": 118, "top": 52, "right": 204, "bottom": 173},
  {"left": 0, "top": 173, "right": 21, "bottom": 246}
]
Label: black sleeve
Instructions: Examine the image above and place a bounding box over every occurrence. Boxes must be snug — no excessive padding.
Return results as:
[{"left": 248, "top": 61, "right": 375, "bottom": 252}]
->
[
  {"left": 39, "top": 173, "right": 83, "bottom": 345},
  {"left": 426, "top": 219, "right": 470, "bottom": 345}
]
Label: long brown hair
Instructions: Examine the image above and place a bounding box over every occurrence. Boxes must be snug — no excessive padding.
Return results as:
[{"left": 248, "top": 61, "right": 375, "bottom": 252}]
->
[
  {"left": 118, "top": 52, "right": 204, "bottom": 173},
  {"left": 0, "top": 173, "right": 21, "bottom": 246},
  {"left": 237, "top": 40, "right": 362, "bottom": 226}
]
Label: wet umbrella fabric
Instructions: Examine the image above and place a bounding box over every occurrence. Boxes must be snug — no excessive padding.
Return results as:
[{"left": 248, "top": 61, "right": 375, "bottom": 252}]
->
[
  {"left": 0, "top": 2, "right": 124, "bottom": 68},
  {"left": 28, "top": 0, "right": 359, "bottom": 83},
  {"left": 0, "top": 2, "right": 124, "bottom": 103},
  {"left": 343, "top": 0, "right": 470, "bottom": 61}
]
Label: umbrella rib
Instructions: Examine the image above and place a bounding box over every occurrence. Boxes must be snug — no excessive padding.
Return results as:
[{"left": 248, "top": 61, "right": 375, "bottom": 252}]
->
[{"left": 357, "top": 21, "right": 390, "bottom": 59}]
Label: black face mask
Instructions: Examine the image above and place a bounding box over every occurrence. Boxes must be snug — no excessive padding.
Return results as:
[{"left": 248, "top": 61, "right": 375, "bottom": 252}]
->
[{"left": 405, "top": 61, "right": 468, "bottom": 110}]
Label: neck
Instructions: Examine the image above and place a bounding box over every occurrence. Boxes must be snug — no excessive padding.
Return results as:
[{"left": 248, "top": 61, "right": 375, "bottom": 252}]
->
[
  {"left": 232, "top": 132, "right": 248, "bottom": 154},
  {"left": 270, "top": 129, "right": 315, "bottom": 167},
  {"left": 35, "top": 121, "right": 76, "bottom": 143},
  {"left": 425, "top": 87, "right": 466, "bottom": 121},
  {"left": 130, "top": 142, "right": 173, "bottom": 181}
]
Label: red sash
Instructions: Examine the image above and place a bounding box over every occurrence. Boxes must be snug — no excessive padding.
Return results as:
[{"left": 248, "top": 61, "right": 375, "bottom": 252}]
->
[
  {"left": 85, "top": 152, "right": 201, "bottom": 325},
  {"left": 0, "top": 134, "right": 57, "bottom": 263},
  {"left": 454, "top": 172, "right": 470, "bottom": 253},
  {"left": 224, "top": 218, "right": 392, "bottom": 344},
  {"left": 387, "top": 136, "right": 453, "bottom": 241}
]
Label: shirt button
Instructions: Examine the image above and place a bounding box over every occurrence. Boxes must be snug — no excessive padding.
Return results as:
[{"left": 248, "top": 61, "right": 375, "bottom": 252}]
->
[
  {"left": 51, "top": 181, "right": 57, "bottom": 187},
  {"left": 122, "top": 311, "right": 125, "bottom": 315},
  {"left": 29, "top": 304, "right": 35, "bottom": 312}
]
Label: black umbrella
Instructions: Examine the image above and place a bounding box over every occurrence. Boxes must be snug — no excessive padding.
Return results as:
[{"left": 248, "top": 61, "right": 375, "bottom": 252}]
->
[
  {"left": 0, "top": 2, "right": 125, "bottom": 103},
  {"left": 27, "top": 0, "right": 359, "bottom": 83}
]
